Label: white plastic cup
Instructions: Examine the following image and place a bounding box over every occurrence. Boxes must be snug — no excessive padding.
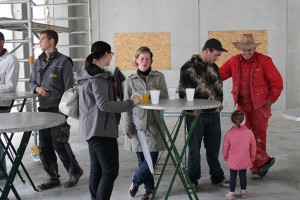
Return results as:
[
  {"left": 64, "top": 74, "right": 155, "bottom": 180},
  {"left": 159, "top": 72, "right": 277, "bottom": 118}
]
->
[
  {"left": 150, "top": 90, "right": 160, "bottom": 104},
  {"left": 167, "top": 87, "right": 176, "bottom": 99},
  {"left": 186, "top": 88, "right": 195, "bottom": 101}
]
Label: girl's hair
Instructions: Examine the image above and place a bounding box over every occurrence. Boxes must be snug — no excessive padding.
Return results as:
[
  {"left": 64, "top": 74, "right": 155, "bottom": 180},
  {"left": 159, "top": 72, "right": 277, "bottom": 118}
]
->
[
  {"left": 134, "top": 46, "right": 153, "bottom": 66},
  {"left": 85, "top": 41, "right": 111, "bottom": 68},
  {"left": 231, "top": 110, "right": 244, "bottom": 128}
]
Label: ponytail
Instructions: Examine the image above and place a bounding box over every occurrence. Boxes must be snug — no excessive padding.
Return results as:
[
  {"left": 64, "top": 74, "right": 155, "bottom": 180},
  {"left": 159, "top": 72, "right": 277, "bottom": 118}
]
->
[{"left": 85, "top": 53, "right": 93, "bottom": 68}]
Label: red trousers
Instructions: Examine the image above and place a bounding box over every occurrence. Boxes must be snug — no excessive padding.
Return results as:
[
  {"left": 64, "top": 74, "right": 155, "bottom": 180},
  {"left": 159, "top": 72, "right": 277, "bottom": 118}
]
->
[{"left": 237, "top": 103, "right": 271, "bottom": 172}]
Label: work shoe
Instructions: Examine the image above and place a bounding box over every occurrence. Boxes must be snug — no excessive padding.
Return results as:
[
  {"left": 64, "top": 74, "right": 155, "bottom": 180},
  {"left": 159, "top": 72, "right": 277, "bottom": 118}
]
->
[
  {"left": 251, "top": 171, "right": 262, "bottom": 180},
  {"left": 141, "top": 192, "right": 152, "bottom": 200},
  {"left": 37, "top": 178, "right": 60, "bottom": 190},
  {"left": 128, "top": 183, "right": 139, "bottom": 197},
  {"left": 64, "top": 169, "right": 83, "bottom": 188},
  {"left": 225, "top": 192, "right": 235, "bottom": 200},
  {"left": 260, "top": 157, "right": 275, "bottom": 177},
  {"left": 240, "top": 190, "right": 247, "bottom": 199}
]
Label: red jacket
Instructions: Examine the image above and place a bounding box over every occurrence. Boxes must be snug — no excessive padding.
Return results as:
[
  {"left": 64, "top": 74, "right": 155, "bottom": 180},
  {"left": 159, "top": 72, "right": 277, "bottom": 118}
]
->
[{"left": 219, "top": 52, "right": 283, "bottom": 109}]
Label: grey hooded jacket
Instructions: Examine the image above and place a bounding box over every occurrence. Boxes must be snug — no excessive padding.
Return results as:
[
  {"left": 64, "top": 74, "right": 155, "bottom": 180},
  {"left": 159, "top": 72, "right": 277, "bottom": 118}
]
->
[{"left": 76, "top": 68, "right": 134, "bottom": 140}]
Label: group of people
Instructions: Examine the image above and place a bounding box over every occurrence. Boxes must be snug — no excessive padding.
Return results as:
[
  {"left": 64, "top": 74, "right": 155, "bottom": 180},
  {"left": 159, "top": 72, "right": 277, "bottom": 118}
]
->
[
  {"left": 178, "top": 35, "right": 283, "bottom": 199},
  {"left": 0, "top": 29, "right": 283, "bottom": 200}
]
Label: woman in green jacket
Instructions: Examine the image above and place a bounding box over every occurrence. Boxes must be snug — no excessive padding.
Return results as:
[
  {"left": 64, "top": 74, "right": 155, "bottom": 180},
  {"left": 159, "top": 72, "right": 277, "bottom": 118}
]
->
[{"left": 123, "top": 46, "right": 168, "bottom": 200}]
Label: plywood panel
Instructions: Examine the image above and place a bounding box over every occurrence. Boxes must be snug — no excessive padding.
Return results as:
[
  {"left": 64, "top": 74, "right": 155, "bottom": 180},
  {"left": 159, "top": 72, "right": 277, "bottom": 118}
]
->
[
  {"left": 114, "top": 32, "right": 171, "bottom": 70},
  {"left": 208, "top": 30, "right": 267, "bottom": 66}
]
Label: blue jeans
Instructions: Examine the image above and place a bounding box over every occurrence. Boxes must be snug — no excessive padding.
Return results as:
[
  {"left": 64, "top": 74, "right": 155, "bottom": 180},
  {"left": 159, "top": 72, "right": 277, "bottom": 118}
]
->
[
  {"left": 87, "top": 136, "right": 119, "bottom": 200},
  {"left": 38, "top": 107, "right": 82, "bottom": 179},
  {"left": 132, "top": 152, "right": 158, "bottom": 193},
  {"left": 0, "top": 106, "right": 10, "bottom": 176},
  {"left": 186, "top": 112, "right": 224, "bottom": 185}
]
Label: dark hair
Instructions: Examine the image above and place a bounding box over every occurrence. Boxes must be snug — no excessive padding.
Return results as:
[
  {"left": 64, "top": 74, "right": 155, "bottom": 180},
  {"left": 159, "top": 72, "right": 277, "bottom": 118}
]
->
[
  {"left": 231, "top": 110, "right": 244, "bottom": 128},
  {"left": 85, "top": 41, "right": 111, "bottom": 68},
  {"left": 40, "top": 30, "right": 59, "bottom": 46},
  {"left": 0, "top": 32, "right": 5, "bottom": 41},
  {"left": 134, "top": 46, "right": 153, "bottom": 66}
]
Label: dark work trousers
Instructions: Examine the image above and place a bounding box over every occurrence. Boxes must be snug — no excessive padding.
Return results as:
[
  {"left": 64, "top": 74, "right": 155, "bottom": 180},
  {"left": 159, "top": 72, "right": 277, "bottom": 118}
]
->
[
  {"left": 87, "top": 136, "right": 119, "bottom": 200},
  {"left": 38, "top": 106, "right": 82, "bottom": 179},
  {"left": 229, "top": 169, "right": 247, "bottom": 192},
  {"left": 132, "top": 152, "right": 159, "bottom": 193},
  {"left": 186, "top": 112, "right": 225, "bottom": 185}
]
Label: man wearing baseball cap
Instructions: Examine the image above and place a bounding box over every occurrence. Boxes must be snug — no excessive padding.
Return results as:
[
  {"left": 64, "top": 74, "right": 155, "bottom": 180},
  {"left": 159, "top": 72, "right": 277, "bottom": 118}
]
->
[
  {"left": 178, "top": 38, "right": 229, "bottom": 188},
  {"left": 0, "top": 32, "right": 20, "bottom": 179},
  {"left": 219, "top": 34, "right": 283, "bottom": 179}
]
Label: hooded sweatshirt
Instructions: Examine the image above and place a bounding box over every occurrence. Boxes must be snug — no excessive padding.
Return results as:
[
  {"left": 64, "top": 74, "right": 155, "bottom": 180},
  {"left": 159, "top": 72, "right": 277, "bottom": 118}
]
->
[{"left": 76, "top": 65, "right": 134, "bottom": 140}]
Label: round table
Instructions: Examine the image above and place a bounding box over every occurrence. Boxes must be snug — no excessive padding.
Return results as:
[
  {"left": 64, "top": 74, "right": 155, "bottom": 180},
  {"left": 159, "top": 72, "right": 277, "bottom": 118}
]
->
[
  {"left": 0, "top": 112, "right": 66, "bottom": 199},
  {"left": 282, "top": 107, "right": 300, "bottom": 121},
  {"left": 137, "top": 99, "right": 221, "bottom": 200}
]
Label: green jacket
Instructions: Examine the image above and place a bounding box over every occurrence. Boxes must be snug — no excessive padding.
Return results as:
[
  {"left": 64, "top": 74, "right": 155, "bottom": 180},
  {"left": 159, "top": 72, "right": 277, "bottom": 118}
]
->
[{"left": 123, "top": 70, "right": 168, "bottom": 152}]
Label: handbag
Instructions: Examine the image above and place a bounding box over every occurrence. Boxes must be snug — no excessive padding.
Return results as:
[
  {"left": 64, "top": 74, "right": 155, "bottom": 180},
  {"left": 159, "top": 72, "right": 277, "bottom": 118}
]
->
[{"left": 59, "top": 85, "right": 79, "bottom": 119}]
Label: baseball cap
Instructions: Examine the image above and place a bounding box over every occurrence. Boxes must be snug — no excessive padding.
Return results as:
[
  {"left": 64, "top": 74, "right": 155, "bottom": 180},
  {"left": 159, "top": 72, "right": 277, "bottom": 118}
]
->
[
  {"left": 0, "top": 32, "right": 4, "bottom": 41},
  {"left": 203, "top": 38, "right": 227, "bottom": 52}
]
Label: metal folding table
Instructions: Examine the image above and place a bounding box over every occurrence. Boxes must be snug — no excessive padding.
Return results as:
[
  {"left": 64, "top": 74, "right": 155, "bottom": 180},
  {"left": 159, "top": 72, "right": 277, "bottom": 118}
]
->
[
  {"left": 0, "top": 112, "right": 66, "bottom": 199},
  {"left": 137, "top": 99, "right": 221, "bottom": 200}
]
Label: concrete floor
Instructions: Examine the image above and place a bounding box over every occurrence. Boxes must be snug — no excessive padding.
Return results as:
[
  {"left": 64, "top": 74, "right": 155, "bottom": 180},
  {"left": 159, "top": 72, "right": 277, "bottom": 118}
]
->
[{"left": 1, "top": 111, "right": 300, "bottom": 200}]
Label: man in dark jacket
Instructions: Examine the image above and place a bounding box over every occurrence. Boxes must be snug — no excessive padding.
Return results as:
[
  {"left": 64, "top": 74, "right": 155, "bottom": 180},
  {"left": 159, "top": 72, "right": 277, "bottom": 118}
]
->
[
  {"left": 29, "top": 30, "right": 82, "bottom": 190},
  {"left": 178, "top": 38, "right": 228, "bottom": 188},
  {"left": 219, "top": 34, "right": 283, "bottom": 179}
]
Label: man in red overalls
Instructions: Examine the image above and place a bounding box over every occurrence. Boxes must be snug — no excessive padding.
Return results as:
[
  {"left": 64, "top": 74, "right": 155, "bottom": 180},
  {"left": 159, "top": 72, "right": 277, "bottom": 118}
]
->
[{"left": 219, "top": 34, "right": 283, "bottom": 179}]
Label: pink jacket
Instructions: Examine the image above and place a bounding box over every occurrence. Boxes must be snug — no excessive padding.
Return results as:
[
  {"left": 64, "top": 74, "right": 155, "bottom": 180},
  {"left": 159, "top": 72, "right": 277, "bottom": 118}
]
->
[{"left": 222, "top": 125, "right": 256, "bottom": 170}]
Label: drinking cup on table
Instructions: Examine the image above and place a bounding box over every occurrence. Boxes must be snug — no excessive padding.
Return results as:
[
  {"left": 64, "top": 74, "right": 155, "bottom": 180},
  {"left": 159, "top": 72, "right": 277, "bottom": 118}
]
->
[
  {"left": 141, "top": 91, "right": 150, "bottom": 104},
  {"left": 186, "top": 88, "right": 195, "bottom": 101},
  {"left": 150, "top": 90, "right": 160, "bottom": 104},
  {"left": 167, "top": 87, "right": 176, "bottom": 100}
]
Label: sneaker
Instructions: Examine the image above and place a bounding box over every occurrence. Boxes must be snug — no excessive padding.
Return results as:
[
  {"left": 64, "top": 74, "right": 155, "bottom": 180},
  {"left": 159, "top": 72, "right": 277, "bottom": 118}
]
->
[
  {"left": 128, "top": 183, "right": 139, "bottom": 197},
  {"left": 259, "top": 157, "right": 275, "bottom": 177},
  {"left": 240, "top": 190, "right": 247, "bottom": 199},
  {"left": 64, "top": 169, "right": 83, "bottom": 188},
  {"left": 37, "top": 178, "right": 60, "bottom": 190},
  {"left": 217, "top": 178, "right": 230, "bottom": 187},
  {"left": 225, "top": 192, "right": 235, "bottom": 200},
  {"left": 251, "top": 171, "right": 262, "bottom": 180},
  {"left": 141, "top": 192, "right": 152, "bottom": 200}
]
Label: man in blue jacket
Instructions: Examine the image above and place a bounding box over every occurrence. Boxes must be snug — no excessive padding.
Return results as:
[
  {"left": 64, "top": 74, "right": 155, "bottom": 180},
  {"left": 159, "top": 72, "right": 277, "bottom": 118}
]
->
[{"left": 29, "top": 30, "right": 82, "bottom": 190}]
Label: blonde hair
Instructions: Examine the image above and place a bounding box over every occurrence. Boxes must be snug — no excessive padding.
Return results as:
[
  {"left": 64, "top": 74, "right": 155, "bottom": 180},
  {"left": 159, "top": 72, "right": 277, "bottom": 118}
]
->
[{"left": 134, "top": 46, "right": 153, "bottom": 66}]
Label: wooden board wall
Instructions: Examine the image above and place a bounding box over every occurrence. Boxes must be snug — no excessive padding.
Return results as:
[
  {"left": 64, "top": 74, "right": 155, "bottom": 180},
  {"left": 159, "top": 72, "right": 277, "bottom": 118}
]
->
[
  {"left": 208, "top": 30, "right": 267, "bottom": 66},
  {"left": 114, "top": 32, "right": 171, "bottom": 70}
]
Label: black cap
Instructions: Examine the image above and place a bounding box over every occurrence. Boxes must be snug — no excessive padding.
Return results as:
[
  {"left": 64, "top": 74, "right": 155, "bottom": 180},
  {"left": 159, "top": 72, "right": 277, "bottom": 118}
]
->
[
  {"left": 203, "top": 38, "right": 227, "bottom": 52},
  {"left": 0, "top": 32, "right": 4, "bottom": 41}
]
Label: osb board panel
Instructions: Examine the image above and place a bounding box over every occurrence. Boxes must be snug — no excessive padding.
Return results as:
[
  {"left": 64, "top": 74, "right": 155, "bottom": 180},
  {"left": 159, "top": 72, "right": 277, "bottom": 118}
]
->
[
  {"left": 114, "top": 32, "right": 171, "bottom": 70},
  {"left": 208, "top": 30, "right": 267, "bottom": 66}
]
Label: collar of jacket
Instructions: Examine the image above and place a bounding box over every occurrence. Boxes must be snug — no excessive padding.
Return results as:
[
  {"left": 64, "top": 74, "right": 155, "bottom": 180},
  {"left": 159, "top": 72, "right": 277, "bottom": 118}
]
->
[
  {"left": 0, "top": 48, "right": 7, "bottom": 57},
  {"left": 130, "top": 70, "right": 160, "bottom": 79},
  {"left": 38, "top": 48, "right": 59, "bottom": 62}
]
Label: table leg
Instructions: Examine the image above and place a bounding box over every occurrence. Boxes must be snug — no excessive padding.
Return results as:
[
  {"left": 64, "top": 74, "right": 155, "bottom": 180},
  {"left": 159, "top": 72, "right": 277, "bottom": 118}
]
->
[
  {"left": 152, "top": 110, "right": 199, "bottom": 200},
  {"left": 2, "top": 133, "right": 38, "bottom": 191},
  {"left": 1, "top": 131, "right": 32, "bottom": 199}
]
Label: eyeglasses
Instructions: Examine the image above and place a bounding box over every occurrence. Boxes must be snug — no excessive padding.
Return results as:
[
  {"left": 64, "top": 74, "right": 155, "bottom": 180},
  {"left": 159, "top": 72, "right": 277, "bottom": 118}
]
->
[{"left": 110, "top": 52, "right": 114, "bottom": 56}]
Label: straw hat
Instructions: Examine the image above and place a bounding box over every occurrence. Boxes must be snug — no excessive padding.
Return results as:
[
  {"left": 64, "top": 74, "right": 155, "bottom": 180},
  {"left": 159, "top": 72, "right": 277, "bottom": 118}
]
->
[{"left": 232, "top": 34, "right": 261, "bottom": 50}]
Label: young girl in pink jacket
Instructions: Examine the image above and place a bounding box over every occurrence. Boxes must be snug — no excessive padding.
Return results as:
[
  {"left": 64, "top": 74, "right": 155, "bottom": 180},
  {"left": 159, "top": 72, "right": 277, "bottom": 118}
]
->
[{"left": 222, "top": 110, "right": 256, "bottom": 199}]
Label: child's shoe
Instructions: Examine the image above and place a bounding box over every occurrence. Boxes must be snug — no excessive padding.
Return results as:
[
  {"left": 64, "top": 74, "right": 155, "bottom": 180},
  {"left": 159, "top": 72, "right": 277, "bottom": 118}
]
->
[
  {"left": 225, "top": 192, "right": 235, "bottom": 200},
  {"left": 240, "top": 190, "right": 247, "bottom": 199}
]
